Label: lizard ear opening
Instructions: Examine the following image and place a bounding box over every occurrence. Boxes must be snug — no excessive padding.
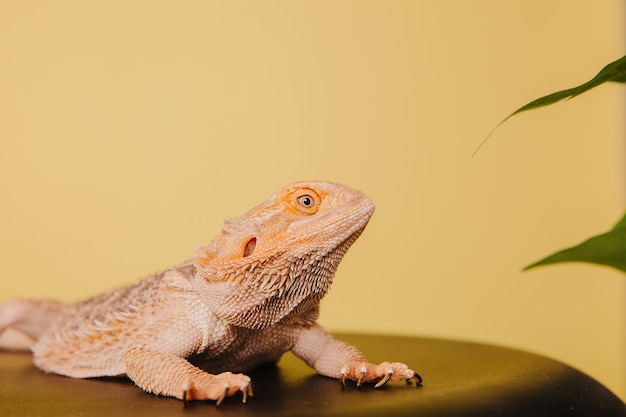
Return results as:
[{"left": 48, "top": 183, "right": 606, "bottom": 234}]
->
[{"left": 243, "top": 237, "right": 257, "bottom": 258}]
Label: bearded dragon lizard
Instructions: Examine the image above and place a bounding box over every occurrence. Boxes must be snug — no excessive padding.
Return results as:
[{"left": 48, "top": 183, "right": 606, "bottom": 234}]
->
[{"left": 0, "top": 181, "right": 421, "bottom": 404}]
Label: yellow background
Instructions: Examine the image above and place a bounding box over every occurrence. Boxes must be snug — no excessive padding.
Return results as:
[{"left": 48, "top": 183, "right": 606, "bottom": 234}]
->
[{"left": 1, "top": 0, "right": 624, "bottom": 400}]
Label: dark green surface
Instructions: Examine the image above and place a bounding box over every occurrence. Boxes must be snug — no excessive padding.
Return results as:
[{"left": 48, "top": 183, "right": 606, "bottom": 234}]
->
[{"left": 0, "top": 334, "right": 624, "bottom": 417}]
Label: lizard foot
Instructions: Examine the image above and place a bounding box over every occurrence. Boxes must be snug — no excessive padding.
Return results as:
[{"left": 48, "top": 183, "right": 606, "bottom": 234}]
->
[
  {"left": 182, "top": 372, "right": 253, "bottom": 406},
  {"left": 339, "top": 361, "right": 422, "bottom": 389}
]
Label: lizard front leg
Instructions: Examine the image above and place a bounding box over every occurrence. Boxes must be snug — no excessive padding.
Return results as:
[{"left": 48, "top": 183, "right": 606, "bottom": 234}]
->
[
  {"left": 291, "top": 324, "right": 422, "bottom": 388},
  {"left": 124, "top": 315, "right": 252, "bottom": 404}
]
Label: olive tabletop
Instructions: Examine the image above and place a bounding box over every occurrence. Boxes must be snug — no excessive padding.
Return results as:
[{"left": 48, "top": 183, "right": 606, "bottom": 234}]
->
[{"left": 0, "top": 334, "right": 624, "bottom": 417}]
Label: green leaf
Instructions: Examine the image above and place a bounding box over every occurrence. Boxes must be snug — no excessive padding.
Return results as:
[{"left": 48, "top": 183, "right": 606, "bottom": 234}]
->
[
  {"left": 474, "top": 54, "right": 626, "bottom": 156},
  {"left": 524, "top": 210, "right": 626, "bottom": 272}
]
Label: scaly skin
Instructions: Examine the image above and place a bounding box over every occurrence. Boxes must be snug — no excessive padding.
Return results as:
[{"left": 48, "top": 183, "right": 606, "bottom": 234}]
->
[{"left": 0, "top": 181, "right": 421, "bottom": 404}]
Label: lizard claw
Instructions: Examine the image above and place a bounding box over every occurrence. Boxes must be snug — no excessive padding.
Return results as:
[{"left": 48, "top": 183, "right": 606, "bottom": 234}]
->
[
  {"left": 410, "top": 371, "right": 423, "bottom": 386},
  {"left": 356, "top": 365, "right": 367, "bottom": 387},
  {"left": 242, "top": 382, "right": 254, "bottom": 404},
  {"left": 339, "top": 367, "right": 347, "bottom": 388},
  {"left": 182, "top": 387, "right": 189, "bottom": 408},
  {"left": 374, "top": 369, "right": 393, "bottom": 388},
  {"left": 215, "top": 384, "right": 229, "bottom": 407}
]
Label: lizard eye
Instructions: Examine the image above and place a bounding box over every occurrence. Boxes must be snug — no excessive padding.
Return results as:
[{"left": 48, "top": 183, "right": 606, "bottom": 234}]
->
[
  {"left": 291, "top": 188, "right": 321, "bottom": 214},
  {"left": 297, "top": 195, "right": 314, "bottom": 208}
]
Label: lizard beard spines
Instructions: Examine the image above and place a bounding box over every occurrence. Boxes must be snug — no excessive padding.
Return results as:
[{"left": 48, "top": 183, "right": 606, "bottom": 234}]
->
[
  {"left": 193, "top": 245, "right": 217, "bottom": 267},
  {"left": 203, "top": 238, "right": 357, "bottom": 330}
]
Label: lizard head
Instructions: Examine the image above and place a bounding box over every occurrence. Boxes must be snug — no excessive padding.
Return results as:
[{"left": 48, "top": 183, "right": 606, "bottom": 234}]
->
[
  {"left": 192, "top": 181, "right": 375, "bottom": 327},
  {"left": 194, "top": 181, "right": 374, "bottom": 274}
]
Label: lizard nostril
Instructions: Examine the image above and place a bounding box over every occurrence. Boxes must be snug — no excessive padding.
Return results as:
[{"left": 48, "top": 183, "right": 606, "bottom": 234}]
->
[{"left": 243, "top": 237, "right": 257, "bottom": 257}]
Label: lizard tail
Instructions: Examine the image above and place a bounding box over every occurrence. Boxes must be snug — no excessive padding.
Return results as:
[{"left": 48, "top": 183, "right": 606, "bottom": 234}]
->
[{"left": 0, "top": 299, "right": 66, "bottom": 351}]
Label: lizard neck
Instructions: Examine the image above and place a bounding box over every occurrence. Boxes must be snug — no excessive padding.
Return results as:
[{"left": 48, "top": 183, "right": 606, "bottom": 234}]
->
[{"left": 195, "top": 235, "right": 357, "bottom": 329}]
